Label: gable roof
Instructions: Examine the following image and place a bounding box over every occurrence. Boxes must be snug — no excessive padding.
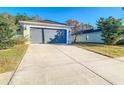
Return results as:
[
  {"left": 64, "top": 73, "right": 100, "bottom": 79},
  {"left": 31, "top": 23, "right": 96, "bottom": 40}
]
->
[
  {"left": 19, "top": 20, "right": 67, "bottom": 26},
  {"left": 72, "top": 29, "right": 101, "bottom": 35},
  {"left": 35, "top": 20, "right": 67, "bottom": 25},
  {"left": 19, "top": 20, "right": 72, "bottom": 28}
]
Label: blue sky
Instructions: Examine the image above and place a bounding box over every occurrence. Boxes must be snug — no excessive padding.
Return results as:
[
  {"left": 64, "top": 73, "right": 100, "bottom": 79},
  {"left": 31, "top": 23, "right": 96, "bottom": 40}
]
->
[{"left": 0, "top": 7, "right": 123, "bottom": 26}]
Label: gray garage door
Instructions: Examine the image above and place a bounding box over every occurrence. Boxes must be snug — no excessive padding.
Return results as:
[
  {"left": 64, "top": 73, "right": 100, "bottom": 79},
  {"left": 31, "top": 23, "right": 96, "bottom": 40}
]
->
[
  {"left": 30, "top": 28, "right": 43, "bottom": 44},
  {"left": 30, "top": 28, "right": 67, "bottom": 44},
  {"left": 44, "top": 29, "right": 67, "bottom": 44}
]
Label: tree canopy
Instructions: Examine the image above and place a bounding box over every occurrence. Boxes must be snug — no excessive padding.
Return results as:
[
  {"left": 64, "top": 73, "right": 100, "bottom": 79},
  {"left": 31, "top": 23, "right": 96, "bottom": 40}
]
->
[
  {"left": 97, "top": 16, "right": 124, "bottom": 45},
  {"left": 0, "top": 13, "right": 17, "bottom": 49},
  {"left": 65, "top": 19, "right": 80, "bottom": 33},
  {"left": 65, "top": 19, "right": 81, "bottom": 42},
  {"left": 80, "top": 23, "right": 94, "bottom": 30},
  {"left": 15, "top": 13, "right": 30, "bottom": 24}
]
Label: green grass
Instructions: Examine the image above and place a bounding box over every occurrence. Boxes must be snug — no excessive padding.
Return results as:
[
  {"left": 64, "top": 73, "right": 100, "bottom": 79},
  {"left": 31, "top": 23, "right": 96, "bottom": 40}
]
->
[
  {"left": 76, "top": 43, "right": 124, "bottom": 58},
  {"left": 0, "top": 44, "right": 28, "bottom": 73}
]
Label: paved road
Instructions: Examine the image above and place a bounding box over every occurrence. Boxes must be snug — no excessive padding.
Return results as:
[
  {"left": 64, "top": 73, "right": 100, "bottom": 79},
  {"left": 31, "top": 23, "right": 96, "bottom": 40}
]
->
[{"left": 9, "top": 44, "right": 124, "bottom": 85}]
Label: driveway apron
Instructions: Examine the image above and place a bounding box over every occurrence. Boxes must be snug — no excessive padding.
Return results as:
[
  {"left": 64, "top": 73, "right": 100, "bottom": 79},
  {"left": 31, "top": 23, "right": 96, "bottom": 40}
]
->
[{"left": 8, "top": 44, "right": 120, "bottom": 85}]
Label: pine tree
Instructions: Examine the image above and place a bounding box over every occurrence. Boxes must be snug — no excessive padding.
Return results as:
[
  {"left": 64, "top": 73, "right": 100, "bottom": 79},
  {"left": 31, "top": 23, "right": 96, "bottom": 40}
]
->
[{"left": 97, "top": 16, "right": 124, "bottom": 45}]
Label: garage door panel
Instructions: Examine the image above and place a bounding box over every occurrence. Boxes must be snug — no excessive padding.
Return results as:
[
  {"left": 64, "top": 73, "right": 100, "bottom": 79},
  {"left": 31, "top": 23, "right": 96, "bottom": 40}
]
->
[
  {"left": 30, "top": 28, "right": 67, "bottom": 44},
  {"left": 44, "top": 29, "right": 67, "bottom": 44},
  {"left": 30, "top": 28, "right": 43, "bottom": 44}
]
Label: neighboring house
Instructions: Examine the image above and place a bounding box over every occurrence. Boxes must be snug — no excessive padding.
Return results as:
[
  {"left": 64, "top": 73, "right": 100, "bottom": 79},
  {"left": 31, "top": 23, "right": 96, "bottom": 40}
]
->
[
  {"left": 19, "top": 20, "right": 72, "bottom": 44},
  {"left": 71, "top": 29, "right": 104, "bottom": 43}
]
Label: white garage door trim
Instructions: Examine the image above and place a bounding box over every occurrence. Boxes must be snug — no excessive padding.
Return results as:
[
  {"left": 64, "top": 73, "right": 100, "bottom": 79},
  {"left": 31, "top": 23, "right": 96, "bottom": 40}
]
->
[
  {"left": 19, "top": 21, "right": 72, "bottom": 44},
  {"left": 30, "top": 27, "right": 68, "bottom": 44}
]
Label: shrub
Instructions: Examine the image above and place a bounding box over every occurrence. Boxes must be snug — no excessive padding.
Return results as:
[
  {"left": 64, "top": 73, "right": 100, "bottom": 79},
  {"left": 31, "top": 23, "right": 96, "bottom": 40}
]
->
[
  {"left": 0, "top": 13, "right": 17, "bottom": 49},
  {"left": 13, "top": 36, "right": 26, "bottom": 45},
  {"left": 0, "top": 40, "right": 15, "bottom": 49}
]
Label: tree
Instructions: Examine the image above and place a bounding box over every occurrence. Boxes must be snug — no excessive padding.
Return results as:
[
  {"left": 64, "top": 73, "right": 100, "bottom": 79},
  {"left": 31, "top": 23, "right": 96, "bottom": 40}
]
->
[
  {"left": 31, "top": 15, "right": 41, "bottom": 20},
  {"left": 15, "top": 13, "right": 30, "bottom": 34},
  {"left": 15, "top": 13, "right": 29, "bottom": 24},
  {"left": 97, "top": 16, "right": 123, "bottom": 45},
  {"left": 0, "top": 13, "right": 17, "bottom": 49},
  {"left": 80, "top": 23, "right": 94, "bottom": 30},
  {"left": 65, "top": 20, "right": 80, "bottom": 43}
]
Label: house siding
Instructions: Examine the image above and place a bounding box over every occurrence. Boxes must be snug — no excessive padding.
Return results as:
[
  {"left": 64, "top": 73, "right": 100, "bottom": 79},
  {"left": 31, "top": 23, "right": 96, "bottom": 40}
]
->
[{"left": 72, "top": 31, "right": 103, "bottom": 43}]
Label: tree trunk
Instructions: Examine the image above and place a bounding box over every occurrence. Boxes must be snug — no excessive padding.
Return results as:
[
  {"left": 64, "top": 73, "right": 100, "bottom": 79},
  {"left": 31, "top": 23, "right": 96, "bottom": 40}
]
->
[{"left": 74, "top": 35, "right": 77, "bottom": 43}]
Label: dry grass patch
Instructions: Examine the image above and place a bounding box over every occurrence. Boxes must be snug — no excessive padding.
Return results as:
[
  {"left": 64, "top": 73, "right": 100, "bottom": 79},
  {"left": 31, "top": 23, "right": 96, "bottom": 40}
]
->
[
  {"left": 0, "top": 44, "right": 28, "bottom": 73},
  {"left": 76, "top": 43, "right": 124, "bottom": 58}
]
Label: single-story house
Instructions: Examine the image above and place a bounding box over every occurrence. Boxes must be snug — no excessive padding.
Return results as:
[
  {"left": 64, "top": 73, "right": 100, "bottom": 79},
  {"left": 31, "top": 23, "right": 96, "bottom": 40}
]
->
[
  {"left": 71, "top": 29, "right": 103, "bottom": 43},
  {"left": 19, "top": 20, "right": 72, "bottom": 44},
  {"left": 72, "top": 29, "right": 124, "bottom": 43}
]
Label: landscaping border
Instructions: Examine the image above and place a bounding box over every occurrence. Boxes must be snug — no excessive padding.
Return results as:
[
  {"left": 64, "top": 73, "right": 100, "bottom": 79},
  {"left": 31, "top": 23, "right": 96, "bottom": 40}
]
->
[{"left": 7, "top": 44, "right": 28, "bottom": 85}]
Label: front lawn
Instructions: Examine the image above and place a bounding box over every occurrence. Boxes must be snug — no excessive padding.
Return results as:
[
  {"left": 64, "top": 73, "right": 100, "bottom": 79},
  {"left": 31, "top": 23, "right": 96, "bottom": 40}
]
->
[
  {"left": 76, "top": 43, "right": 124, "bottom": 58},
  {"left": 0, "top": 44, "right": 28, "bottom": 73}
]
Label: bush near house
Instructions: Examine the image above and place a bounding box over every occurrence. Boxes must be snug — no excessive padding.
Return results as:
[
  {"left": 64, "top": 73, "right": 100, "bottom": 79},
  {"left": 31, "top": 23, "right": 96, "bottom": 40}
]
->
[
  {"left": 97, "top": 16, "right": 124, "bottom": 45},
  {"left": 0, "top": 13, "right": 28, "bottom": 73},
  {"left": 0, "top": 13, "right": 42, "bottom": 50},
  {"left": 0, "top": 13, "right": 17, "bottom": 49},
  {"left": 13, "top": 36, "right": 26, "bottom": 45},
  {"left": 0, "top": 40, "right": 15, "bottom": 50}
]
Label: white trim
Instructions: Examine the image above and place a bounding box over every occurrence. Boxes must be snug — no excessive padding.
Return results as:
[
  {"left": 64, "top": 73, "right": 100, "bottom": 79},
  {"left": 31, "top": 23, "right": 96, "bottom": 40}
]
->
[
  {"left": 21, "top": 23, "right": 72, "bottom": 44},
  {"left": 19, "top": 21, "right": 72, "bottom": 28},
  {"left": 66, "top": 29, "right": 69, "bottom": 44}
]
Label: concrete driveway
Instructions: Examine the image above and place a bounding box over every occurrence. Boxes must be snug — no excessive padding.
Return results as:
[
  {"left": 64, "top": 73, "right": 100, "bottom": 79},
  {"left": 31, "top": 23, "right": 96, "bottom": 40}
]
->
[{"left": 8, "top": 44, "right": 124, "bottom": 85}]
